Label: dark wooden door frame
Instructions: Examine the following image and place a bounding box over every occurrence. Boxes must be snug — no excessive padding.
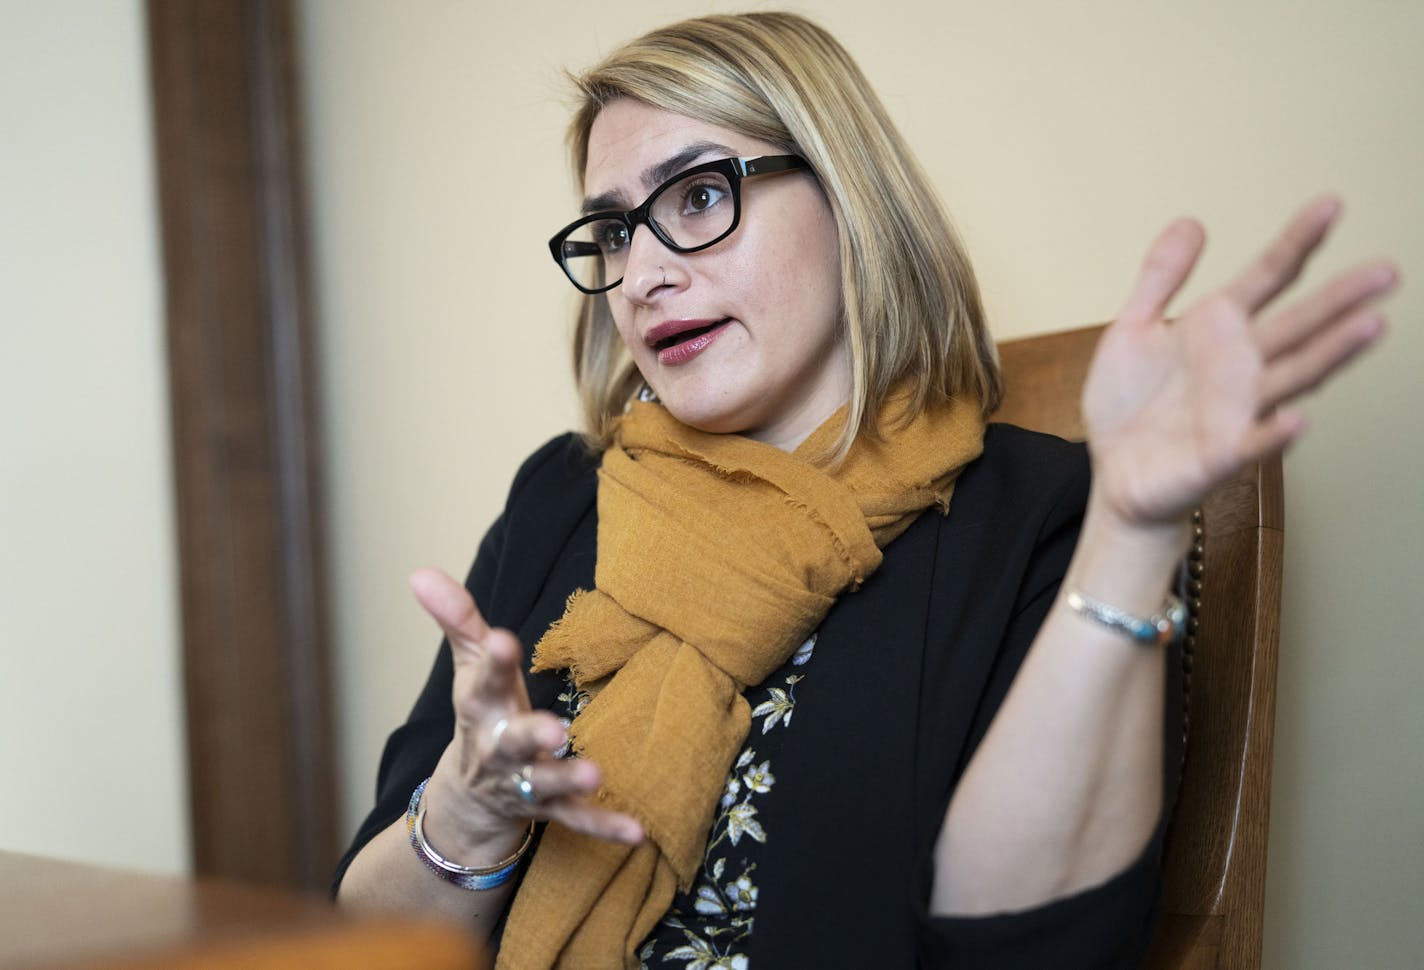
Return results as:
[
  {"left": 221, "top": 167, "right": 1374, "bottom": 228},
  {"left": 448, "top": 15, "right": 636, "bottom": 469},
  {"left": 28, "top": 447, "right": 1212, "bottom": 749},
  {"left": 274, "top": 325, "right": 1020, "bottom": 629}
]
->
[{"left": 147, "top": 0, "right": 337, "bottom": 889}]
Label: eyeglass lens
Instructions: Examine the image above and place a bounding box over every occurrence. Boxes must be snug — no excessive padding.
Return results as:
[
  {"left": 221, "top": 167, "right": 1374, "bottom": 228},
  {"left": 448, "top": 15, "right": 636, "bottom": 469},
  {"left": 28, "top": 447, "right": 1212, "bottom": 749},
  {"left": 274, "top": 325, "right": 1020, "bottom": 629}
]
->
[{"left": 560, "top": 168, "right": 737, "bottom": 292}]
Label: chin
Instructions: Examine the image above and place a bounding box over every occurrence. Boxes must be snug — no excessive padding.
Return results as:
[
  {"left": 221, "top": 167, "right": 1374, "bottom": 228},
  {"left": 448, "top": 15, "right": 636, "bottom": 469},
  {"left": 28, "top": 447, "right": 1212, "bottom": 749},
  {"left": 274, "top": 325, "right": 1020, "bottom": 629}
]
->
[{"left": 654, "top": 391, "right": 759, "bottom": 438}]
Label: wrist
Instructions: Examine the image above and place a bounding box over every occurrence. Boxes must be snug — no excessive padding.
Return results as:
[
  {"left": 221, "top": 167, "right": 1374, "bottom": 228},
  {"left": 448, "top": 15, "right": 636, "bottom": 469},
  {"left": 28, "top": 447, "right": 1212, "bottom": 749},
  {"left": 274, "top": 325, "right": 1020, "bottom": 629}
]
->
[
  {"left": 424, "top": 755, "right": 527, "bottom": 866},
  {"left": 1068, "top": 490, "right": 1191, "bottom": 615},
  {"left": 406, "top": 777, "right": 532, "bottom": 891}
]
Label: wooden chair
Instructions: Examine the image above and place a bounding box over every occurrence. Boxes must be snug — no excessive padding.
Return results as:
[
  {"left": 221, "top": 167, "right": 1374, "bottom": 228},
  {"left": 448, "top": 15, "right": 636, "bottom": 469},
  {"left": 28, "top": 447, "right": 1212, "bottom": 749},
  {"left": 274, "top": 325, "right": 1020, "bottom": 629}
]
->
[{"left": 992, "top": 324, "right": 1284, "bottom": 970}]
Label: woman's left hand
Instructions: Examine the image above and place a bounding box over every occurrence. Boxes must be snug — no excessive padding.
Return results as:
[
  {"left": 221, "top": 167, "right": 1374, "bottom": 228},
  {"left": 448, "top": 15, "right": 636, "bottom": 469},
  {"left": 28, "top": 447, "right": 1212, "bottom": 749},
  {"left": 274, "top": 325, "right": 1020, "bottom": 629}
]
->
[
  {"left": 936, "top": 197, "right": 1397, "bottom": 917},
  {"left": 1082, "top": 196, "right": 1397, "bottom": 531}
]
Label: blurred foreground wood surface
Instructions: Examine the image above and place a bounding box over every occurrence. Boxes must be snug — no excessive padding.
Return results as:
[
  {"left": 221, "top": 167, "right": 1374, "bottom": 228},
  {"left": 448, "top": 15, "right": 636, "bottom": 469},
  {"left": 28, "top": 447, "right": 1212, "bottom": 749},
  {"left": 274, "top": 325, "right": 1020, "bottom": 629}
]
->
[{"left": 0, "top": 851, "right": 485, "bottom": 970}]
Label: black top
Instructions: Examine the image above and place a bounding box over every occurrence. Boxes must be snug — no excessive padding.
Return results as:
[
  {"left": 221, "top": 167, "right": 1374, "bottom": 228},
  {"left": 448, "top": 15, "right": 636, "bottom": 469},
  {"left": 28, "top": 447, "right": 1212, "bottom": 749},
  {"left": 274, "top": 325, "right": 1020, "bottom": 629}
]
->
[{"left": 335, "top": 424, "right": 1179, "bottom": 968}]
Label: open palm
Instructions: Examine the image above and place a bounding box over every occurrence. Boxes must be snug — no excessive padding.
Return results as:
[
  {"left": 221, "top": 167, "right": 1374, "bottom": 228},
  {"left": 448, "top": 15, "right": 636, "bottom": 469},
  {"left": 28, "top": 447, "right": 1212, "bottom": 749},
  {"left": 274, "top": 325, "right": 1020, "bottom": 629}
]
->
[{"left": 1083, "top": 197, "right": 1396, "bottom": 529}]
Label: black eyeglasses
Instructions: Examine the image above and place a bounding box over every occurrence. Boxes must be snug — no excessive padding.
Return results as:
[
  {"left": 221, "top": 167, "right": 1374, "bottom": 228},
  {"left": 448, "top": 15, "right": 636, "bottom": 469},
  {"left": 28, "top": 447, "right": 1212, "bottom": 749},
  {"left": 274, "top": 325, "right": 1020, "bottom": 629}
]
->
[{"left": 548, "top": 154, "right": 810, "bottom": 294}]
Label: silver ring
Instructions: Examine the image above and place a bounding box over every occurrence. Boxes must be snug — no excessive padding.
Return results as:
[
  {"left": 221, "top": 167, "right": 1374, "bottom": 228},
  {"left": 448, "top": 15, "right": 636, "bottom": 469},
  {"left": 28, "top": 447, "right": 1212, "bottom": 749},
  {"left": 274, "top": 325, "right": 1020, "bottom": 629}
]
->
[
  {"left": 489, "top": 717, "right": 510, "bottom": 750},
  {"left": 513, "top": 764, "right": 537, "bottom": 804},
  {"left": 552, "top": 717, "right": 572, "bottom": 759}
]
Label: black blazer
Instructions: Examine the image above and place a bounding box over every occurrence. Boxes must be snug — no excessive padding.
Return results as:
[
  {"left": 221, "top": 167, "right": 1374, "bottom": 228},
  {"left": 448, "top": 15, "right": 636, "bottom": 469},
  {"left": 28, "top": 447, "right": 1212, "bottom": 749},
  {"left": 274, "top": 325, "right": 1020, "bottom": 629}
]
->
[{"left": 336, "top": 424, "right": 1174, "bottom": 968}]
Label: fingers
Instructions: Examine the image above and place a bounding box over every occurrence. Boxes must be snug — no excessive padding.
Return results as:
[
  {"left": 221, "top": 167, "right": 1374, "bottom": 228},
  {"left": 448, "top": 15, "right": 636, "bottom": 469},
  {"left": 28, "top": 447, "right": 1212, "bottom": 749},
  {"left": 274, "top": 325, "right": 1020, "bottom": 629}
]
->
[
  {"left": 1257, "top": 261, "right": 1398, "bottom": 359},
  {"left": 409, "top": 568, "right": 644, "bottom": 846},
  {"left": 549, "top": 797, "right": 646, "bottom": 845},
  {"left": 1257, "top": 307, "right": 1387, "bottom": 412},
  {"left": 519, "top": 757, "right": 599, "bottom": 802},
  {"left": 1220, "top": 194, "right": 1341, "bottom": 315},
  {"left": 1116, "top": 218, "right": 1206, "bottom": 328},
  {"left": 1238, "top": 407, "right": 1310, "bottom": 467},
  {"left": 463, "top": 628, "right": 530, "bottom": 710},
  {"left": 410, "top": 568, "right": 528, "bottom": 702},
  {"left": 481, "top": 719, "right": 645, "bottom": 844},
  {"left": 520, "top": 760, "right": 644, "bottom": 843},
  {"left": 484, "top": 709, "right": 568, "bottom": 765}
]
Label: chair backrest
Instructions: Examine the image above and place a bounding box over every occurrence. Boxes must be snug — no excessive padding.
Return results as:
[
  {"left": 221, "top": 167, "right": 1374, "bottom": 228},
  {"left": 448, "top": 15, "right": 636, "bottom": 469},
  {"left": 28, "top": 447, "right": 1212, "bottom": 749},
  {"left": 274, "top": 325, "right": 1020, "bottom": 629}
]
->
[{"left": 992, "top": 324, "right": 1284, "bottom": 970}]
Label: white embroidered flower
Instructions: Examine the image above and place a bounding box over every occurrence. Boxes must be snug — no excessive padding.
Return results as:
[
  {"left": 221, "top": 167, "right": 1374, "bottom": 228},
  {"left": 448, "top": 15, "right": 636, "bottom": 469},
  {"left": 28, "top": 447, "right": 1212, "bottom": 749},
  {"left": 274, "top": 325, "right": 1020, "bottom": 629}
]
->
[
  {"left": 725, "top": 874, "right": 757, "bottom": 912},
  {"left": 709, "top": 957, "right": 748, "bottom": 970},
  {"left": 741, "top": 760, "right": 774, "bottom": 794},
  {"left": 725, "top": 802, "right": 766, "bottom": 846},
  {"left": 720, "top": 777, "right": 741, "bottom": 808}
]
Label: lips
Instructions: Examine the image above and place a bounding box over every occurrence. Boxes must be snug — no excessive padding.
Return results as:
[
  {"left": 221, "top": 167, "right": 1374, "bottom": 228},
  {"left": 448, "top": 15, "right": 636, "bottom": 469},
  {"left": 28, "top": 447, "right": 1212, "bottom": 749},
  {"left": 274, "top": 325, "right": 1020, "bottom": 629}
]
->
[
  {"left": 645, "top": 318, "right": 726, "bottom": 350},
  {"left": 644, "top": 318, "right": 732, "bottom": 366}
]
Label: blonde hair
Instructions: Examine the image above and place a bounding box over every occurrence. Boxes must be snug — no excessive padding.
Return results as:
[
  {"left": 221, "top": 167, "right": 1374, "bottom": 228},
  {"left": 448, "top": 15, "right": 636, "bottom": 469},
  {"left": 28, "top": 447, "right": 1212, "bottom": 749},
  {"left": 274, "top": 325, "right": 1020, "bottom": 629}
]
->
[{"left": 565, "top": 11, "right": 1000, "bottom": 456}]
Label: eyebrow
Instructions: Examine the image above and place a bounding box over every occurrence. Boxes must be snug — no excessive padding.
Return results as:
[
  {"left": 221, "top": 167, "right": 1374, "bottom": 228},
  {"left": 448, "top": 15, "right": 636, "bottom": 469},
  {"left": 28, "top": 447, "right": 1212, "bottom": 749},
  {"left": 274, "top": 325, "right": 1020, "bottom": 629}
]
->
[{"left": 580, "top": 141, "right": 740, "bottom": 215}]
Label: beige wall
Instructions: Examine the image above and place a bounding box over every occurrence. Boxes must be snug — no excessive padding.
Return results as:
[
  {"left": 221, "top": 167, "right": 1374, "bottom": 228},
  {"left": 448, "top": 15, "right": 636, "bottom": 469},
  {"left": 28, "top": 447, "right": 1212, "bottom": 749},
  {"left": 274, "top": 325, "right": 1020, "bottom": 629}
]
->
[
  {"left": 0, "top": 1, "right": 189, "bottom": 873},
  {"left": 297, "top": 2, "right": 1420, "bottom": 967}
]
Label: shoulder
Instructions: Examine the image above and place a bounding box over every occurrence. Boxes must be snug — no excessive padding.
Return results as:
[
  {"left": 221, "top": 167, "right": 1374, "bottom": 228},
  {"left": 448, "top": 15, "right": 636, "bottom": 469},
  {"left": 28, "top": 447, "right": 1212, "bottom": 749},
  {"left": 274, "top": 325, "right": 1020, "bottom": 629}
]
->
[
  {"left": 868, "top": 422, "right": 1090, "bottom": 637},
  {"left": 495, "top": 430, "right": 599, "bottom": 561},
  {"left": 976, "top": 422, "right": 1089, "bottom": 484},
  {"left": 505, "top": 432, "right": 600, "bottom": 504},
  {"left": 472, "top": 432, "right": 600, "bottom": 634},
  {"left": 950, "top": 423, "right": 1090, "bottom": 532}
]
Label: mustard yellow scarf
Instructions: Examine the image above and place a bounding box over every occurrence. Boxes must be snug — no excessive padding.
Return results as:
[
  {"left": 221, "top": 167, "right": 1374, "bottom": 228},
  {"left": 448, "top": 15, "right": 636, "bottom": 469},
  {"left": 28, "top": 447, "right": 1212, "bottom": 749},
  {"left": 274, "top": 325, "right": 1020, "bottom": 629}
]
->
[{"left": 497, "top": 388, "right": 985, "bottom": 969}]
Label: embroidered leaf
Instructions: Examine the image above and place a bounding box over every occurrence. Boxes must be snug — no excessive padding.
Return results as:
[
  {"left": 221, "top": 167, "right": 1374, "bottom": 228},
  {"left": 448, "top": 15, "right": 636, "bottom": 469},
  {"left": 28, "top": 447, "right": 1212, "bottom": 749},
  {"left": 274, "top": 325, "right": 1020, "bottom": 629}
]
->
[
  {"left": 665, "top": 940, "right": 713, "bottom": 970},
  {"left": 792, "top": 635, "right": 816, "bottom": 665},
  {"left": 693, "top": 883, "right": 726, "bottom": 916},
  {"left": 726, "top": 803, "right": 766, "bottom": 846},
  {"left": 751, "top": 689, "right": 793, "bottom": 734}
]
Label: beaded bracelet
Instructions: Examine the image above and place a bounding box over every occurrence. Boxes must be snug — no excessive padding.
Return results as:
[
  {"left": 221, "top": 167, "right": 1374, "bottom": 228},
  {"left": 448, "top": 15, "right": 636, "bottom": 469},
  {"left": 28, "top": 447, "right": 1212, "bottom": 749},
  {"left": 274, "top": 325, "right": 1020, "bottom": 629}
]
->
[
  {"left": 1064, "top": 587, "right": 1187, "bottom": 647},
  {"left": 405, "top": 777, "right": 534, "bottom": 891}
]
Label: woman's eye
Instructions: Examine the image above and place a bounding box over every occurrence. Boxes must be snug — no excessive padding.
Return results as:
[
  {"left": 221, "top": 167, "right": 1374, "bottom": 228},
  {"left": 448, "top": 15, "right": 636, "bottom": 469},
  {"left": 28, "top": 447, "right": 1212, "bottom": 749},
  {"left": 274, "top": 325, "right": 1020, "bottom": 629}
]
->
[
  {"left": 681, "top": 181, "right": 728, "bottom": 214},
  {"left": 595, "top": 222, "right": 629, "bottom": 253}
]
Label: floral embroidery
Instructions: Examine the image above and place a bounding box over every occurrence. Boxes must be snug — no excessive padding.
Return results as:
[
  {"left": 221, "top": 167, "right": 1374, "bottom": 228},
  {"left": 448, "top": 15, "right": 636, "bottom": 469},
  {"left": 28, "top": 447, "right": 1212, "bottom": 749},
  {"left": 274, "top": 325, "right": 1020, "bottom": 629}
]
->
[
  {"left": 750, "top": 674, "right": 802, "bottom": 734},
  {"left": 723, "top": 788, "right": 766, "bottom": 848},
  {"left": 634, "top": 633, "right": 817, "bottom": 969},
  {"left": 742, "top": 760, "right": 774, "bottom": 794},
  {"left": 725, "top": 874, "right": 757, "bottom": 912},
  {"left": 556, "top": 685, "right": 591, "bottom": 717}
]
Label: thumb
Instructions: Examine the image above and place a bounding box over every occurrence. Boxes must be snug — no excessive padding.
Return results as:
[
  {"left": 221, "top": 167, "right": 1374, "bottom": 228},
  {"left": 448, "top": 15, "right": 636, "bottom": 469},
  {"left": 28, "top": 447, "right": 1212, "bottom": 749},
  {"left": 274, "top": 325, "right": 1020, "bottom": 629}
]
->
[{"left": 1115, "top": 218, "right": 1206, "bottom": 329}]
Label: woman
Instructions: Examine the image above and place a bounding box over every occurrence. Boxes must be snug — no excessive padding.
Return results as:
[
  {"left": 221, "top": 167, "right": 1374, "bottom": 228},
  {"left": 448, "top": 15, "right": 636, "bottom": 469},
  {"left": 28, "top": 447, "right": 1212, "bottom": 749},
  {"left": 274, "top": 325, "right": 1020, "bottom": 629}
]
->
[{"left": 333, "top": 12, "right": 1394, "bottom": 968}]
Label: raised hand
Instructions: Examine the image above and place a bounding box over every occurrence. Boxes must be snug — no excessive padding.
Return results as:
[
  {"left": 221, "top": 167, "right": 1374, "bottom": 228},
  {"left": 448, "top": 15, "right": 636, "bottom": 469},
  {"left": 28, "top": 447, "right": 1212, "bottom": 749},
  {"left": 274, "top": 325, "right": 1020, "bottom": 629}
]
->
[
  {"left": 409, "top": 568, "right": 643, "bottom": 864},
  {"left": 1083, "top": 196, "right": 1397, "bottom": 530}
]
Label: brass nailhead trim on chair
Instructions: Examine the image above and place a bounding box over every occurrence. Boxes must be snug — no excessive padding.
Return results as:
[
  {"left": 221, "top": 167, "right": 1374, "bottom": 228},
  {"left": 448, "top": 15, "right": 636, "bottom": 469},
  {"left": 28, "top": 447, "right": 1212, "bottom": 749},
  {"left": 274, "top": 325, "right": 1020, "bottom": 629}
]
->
[{"left": 1179, "top": 509, "right": 1206, "bottom": 765}]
